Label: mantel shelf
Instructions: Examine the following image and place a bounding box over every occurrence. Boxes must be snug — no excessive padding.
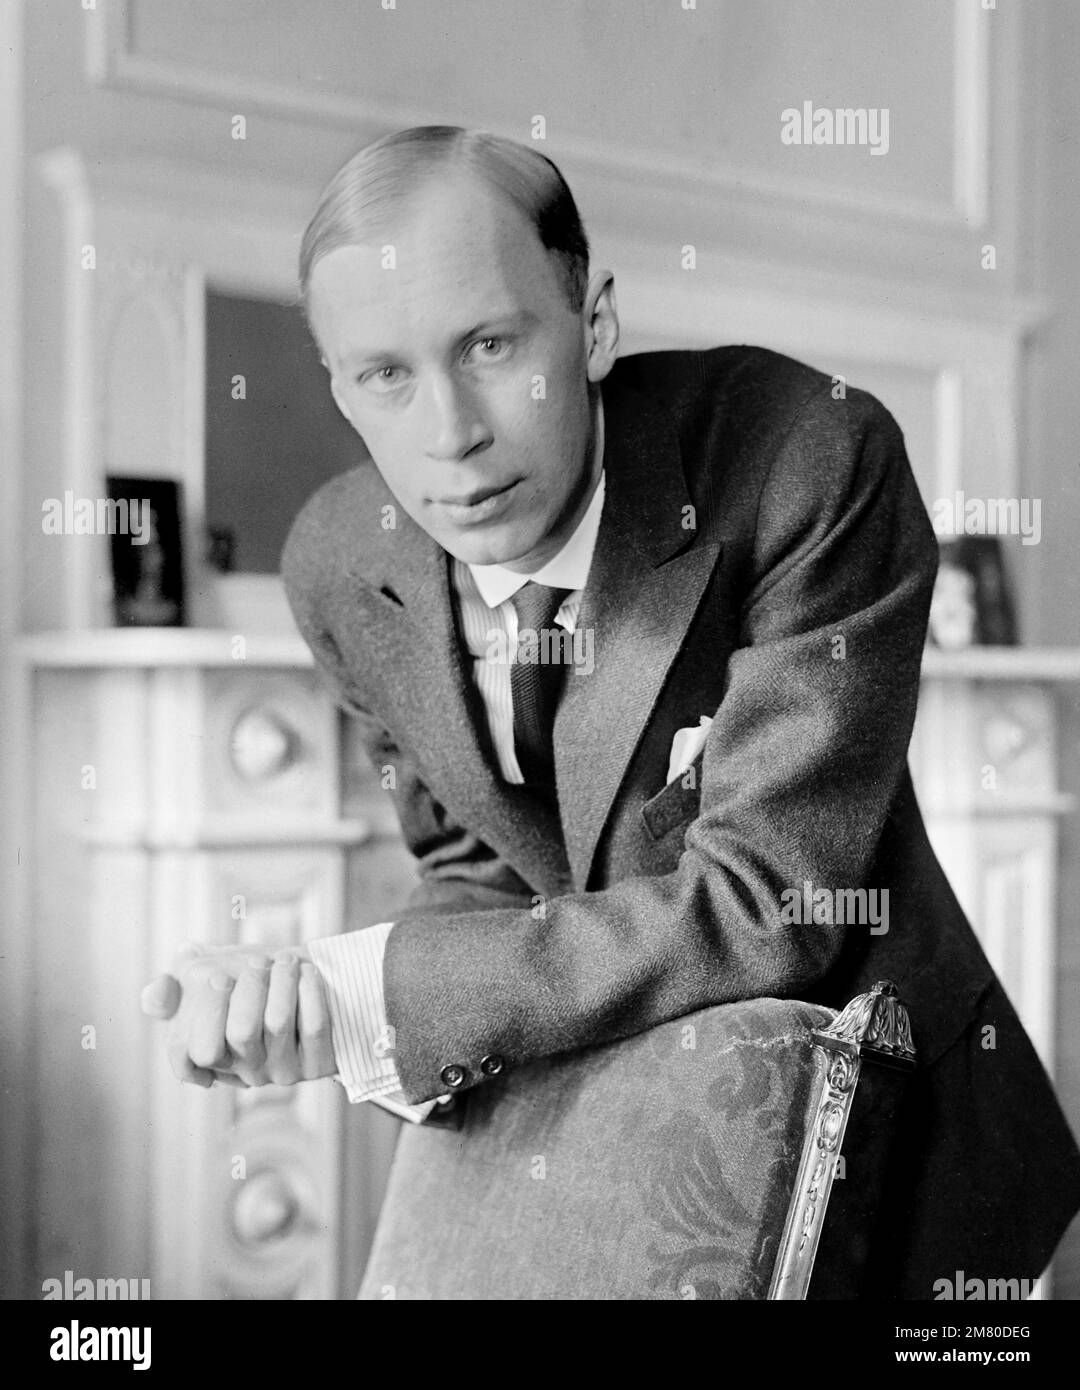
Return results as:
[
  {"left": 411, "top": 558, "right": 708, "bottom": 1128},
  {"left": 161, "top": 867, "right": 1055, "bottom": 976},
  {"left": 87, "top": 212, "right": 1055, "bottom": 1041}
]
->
[
  {"left": 15, "top": 627, "right": 314, "bottom": 669},
  {"left": 15, "top": 630, "right": 1080, "bottom": 682},
  {"left": 920, "top": 647, "right": 1080, "bottom": 683}
]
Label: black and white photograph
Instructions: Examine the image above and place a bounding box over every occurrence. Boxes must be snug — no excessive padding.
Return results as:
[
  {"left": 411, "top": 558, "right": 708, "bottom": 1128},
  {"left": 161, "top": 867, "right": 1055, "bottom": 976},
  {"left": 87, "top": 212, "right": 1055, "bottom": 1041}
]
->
[{"left": 2, "top": 0, "right": 1079, "bottom": 1355}]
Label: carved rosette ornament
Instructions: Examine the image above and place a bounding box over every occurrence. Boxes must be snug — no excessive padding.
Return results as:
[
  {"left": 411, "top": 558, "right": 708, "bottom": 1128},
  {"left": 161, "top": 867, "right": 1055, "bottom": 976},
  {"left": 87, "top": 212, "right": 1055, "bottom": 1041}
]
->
[{"left": 229, "top": 706, "right": 300, "bottom": 782}]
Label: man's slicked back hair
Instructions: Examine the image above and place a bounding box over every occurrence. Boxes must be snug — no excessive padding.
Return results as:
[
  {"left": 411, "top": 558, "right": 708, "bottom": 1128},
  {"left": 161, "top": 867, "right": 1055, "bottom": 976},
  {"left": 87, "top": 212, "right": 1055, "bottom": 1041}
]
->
[{"left": 299, "top": 125, "right": 590, "bottom": 318}]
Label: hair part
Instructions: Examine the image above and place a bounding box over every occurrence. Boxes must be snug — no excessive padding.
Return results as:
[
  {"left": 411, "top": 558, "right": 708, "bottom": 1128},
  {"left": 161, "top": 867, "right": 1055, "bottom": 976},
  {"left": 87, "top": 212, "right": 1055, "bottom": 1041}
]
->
[{"left": 299, "top": 125, "right": 590, "bottom": 322}]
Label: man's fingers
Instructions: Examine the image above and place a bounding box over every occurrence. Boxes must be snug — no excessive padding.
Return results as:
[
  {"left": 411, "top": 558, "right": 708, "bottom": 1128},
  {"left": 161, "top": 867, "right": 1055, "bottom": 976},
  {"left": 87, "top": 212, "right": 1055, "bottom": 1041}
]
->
[
  {"left": 149, "top": 943, "right": 316, "bottom": 1090},
  {"left": 141, "top": 973, "right": 181, "bottom": 1020},
  {"left": 298, "top": 962, "right": 335, "bottom": 1080},
  {"left": 187, "top": 972, "right": 236, "bottom": 1071},
  {"left": 264, "top": 954, "right": 301, "bottom": 1085},
  {"left": 225, "top": 962, "right": 272, "bottom": 1069},
  {"left": 165, "top": 1026, "right": 216, "bottom": 1088}
]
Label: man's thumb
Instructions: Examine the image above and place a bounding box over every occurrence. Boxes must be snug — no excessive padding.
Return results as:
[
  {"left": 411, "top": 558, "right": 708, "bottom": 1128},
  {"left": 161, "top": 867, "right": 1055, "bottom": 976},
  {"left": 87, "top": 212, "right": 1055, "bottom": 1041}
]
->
[{"left": 141, "top": 973, "right": 182, "bottom": 1020}]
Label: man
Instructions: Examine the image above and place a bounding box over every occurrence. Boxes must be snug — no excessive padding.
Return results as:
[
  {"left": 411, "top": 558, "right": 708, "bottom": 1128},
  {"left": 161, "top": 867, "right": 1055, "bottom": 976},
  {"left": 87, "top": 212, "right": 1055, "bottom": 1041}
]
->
[{"left": 144, "top": 126, "right": 1080, "bottom": 1298}]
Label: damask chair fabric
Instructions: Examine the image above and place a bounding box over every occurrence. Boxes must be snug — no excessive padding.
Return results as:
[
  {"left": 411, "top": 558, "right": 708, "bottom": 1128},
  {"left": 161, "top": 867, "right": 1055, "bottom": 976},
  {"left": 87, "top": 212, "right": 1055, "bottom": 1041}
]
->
[{"left": 359, "top": 997, "right": 837, "bottom": 1300}]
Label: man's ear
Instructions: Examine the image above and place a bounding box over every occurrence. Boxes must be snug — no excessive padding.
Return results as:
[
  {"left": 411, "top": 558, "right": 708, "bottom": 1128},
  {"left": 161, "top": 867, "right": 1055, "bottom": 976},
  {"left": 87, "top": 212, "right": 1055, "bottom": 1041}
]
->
[{"left": 583, "top": 270, "right": 619, "bottom": 385}]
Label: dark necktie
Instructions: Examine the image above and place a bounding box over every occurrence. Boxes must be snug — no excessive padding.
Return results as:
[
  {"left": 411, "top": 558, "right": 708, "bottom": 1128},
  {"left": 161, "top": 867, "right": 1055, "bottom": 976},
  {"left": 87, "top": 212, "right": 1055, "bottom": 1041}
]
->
[{"left": 510, "top": 581, "right": 571, "bottom": 789}]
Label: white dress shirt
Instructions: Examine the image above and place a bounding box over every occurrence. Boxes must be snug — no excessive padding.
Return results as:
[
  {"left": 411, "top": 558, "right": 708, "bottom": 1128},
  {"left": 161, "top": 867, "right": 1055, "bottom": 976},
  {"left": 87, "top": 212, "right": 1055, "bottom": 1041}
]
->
[{"left": 308, "top": 408, "right": 606, "bottom": 1117}]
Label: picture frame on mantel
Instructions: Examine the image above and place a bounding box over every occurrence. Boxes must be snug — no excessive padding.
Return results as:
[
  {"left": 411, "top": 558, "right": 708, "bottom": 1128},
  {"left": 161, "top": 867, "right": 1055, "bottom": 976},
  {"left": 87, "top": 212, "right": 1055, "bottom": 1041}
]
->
[
  {"left": 928, "top": 536, "right": 1018, "bottom": 650},
  {"left": 105, "top": 475, "right": 186, "bottom": 629}
]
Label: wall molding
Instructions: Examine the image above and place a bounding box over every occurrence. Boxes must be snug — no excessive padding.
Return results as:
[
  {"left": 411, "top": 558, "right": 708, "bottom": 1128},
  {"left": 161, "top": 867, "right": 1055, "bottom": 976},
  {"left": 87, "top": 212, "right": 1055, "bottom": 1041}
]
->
[{"left": 85, "top": 0, "right": 1000, "bottom": 233}]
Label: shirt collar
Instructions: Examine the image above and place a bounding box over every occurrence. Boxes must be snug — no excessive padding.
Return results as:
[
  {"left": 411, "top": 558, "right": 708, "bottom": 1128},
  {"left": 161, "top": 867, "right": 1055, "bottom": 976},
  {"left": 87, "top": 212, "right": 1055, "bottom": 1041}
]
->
[{"left": 468, "top": 401, "right": 606, "bottom": 610}]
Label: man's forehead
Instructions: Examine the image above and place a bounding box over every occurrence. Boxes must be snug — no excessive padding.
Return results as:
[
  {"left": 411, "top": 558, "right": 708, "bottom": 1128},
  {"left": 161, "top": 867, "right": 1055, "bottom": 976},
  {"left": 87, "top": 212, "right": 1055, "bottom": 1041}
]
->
[
  {"left": 309, "top": 217, "right": 564, "bottom": 361},
  {"left": 315, "top": 168, "right": 553, "bottom": 277},
  {"left": 310, "top": 245, "right": 538, "bottom": 354},
  {"left": 319, "top": 170, "right": 529, "bottom": 262},
  {"left": 310, "top": 234, "right": 523, "bottom": 291}
]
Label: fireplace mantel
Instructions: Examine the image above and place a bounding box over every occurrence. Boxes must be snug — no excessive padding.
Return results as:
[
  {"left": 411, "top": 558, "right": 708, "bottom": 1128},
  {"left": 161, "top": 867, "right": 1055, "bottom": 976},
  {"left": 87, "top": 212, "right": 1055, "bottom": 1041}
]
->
[
  {"left": 17, "top": 626, "right": 315, "bottom": 668},
  {"left": 15, "top": 630, "right": 411, "bottom": 1299}
]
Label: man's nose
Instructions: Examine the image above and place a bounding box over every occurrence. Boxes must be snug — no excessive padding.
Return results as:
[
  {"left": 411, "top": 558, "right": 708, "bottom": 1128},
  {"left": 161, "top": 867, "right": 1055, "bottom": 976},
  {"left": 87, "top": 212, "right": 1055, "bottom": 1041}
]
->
[{"left": 420, "top": 373, "right": 492, "bottom": 462}]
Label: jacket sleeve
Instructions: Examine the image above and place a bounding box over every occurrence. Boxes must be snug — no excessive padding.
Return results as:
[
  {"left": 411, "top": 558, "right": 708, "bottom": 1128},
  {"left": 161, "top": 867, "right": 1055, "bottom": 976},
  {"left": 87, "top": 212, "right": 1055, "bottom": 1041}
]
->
[{"left": 374, "top": 388, "right": 939, "bottom": 1103}]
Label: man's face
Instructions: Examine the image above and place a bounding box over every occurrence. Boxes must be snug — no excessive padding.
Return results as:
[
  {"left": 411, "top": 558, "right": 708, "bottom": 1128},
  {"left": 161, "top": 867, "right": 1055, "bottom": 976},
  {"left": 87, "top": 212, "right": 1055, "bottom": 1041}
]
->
[{"left": 307, "top": 172, "right": 616, "bottom": 571}]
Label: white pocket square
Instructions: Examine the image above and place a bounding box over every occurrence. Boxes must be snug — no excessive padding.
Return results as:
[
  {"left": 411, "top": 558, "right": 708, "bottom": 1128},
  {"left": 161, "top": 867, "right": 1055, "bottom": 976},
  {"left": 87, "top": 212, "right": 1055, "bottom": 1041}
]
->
[{"left": 666, "top": 715, "right": 713, "bottom": 786}]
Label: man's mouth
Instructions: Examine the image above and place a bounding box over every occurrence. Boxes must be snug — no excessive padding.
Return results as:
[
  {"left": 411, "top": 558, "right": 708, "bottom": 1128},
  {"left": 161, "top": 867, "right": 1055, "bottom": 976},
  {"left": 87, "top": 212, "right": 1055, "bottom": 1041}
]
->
[{"left": 432, "top": 479, "right": 519, "bottom": 525}]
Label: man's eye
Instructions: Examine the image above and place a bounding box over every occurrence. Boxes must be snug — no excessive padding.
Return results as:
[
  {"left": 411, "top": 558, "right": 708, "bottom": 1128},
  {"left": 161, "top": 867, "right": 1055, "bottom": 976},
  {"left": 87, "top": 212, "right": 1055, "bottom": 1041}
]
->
[
  {"left": 467, "top": 336, "right": 510, "bottom": 363},
  {"left": 359, "top": 366, "right": 404, "bottom": 392}
]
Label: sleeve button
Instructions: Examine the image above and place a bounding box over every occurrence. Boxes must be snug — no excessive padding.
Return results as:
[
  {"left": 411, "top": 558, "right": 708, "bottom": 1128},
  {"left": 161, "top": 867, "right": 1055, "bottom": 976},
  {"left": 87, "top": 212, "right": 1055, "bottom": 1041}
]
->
[
  {"left": 480, "top": 1054, "right": 505, "bottom": 1077},
  {"left": 440, "top": 1063, "right": 468, "bottom": 1089}
]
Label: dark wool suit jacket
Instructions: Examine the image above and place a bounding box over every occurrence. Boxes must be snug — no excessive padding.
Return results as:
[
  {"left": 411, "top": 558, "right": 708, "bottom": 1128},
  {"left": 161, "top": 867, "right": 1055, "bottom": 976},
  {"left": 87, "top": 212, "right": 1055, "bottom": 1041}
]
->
[{"left": 283, "top": 346, "right": 1080, "bottom": 1299}]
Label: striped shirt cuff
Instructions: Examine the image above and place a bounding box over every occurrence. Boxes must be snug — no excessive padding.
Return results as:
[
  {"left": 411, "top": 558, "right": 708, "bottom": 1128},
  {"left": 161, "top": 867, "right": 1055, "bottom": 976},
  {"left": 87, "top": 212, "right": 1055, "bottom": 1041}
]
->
[{"left": 306, "top": 922, "right": 403, "bottom": 1105}]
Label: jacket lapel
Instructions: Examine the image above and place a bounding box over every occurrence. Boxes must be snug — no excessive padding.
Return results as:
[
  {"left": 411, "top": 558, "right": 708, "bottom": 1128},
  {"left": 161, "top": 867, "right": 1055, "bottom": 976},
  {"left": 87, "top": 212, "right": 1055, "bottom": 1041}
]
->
[
  {"left": 352, "top": 510, "right": 573, "bottom": 898},
  {"left": 555, "top": 377, "right": 723, "bottom": 889}
]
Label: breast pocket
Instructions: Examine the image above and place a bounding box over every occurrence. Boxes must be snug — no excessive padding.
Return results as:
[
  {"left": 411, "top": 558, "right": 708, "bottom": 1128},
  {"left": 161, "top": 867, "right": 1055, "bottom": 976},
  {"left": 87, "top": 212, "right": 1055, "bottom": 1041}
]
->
[{"left": 640, "top": 752, "right": 704, "bottom": 841}]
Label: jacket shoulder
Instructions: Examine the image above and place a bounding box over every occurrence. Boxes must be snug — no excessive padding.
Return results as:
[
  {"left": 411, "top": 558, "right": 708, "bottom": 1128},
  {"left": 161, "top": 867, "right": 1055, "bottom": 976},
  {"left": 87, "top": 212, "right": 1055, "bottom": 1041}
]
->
[
  {"left": 612, "top": 345, "right": 832, "bottom": 424},
  {"left": 612, "top": 346, "right": 913, "bottom": 533},
  {"left": 280, "top": 463, "right": 392, "bottom": 612}
]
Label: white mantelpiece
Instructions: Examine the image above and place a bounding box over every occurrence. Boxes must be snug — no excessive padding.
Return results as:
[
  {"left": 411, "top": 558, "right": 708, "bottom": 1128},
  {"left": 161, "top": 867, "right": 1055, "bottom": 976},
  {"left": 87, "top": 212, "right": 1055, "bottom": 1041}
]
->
[{"left": 15, "top": 631, "right": 408, "bottom": 1299}]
